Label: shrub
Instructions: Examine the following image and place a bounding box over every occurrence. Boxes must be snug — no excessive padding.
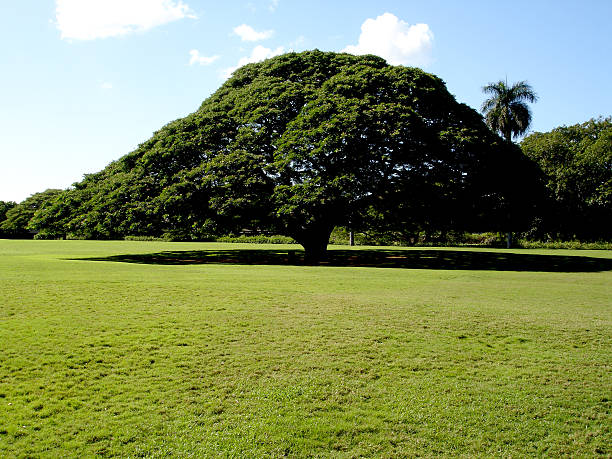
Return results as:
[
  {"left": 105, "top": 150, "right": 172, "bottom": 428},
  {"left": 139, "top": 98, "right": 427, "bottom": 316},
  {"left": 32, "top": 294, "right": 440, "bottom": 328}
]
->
[
  {"left": 124, "top": 235, "right": 170, "bottom": 242},
  {"left": 516, "top": 240, "right": 612, "bottom": 250},
  {"left": 215, "top": 235, "right": 297, "bottom": 244}
]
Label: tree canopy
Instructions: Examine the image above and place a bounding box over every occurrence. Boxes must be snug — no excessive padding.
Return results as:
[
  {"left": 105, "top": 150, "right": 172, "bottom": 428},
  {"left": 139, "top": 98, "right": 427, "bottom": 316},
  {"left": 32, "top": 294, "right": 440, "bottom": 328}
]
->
[
  {"left": 0, "top": 190, "right": 62, "bottom": 238},
  {"left": 521, "top": 117, "right": 611, "bottom": 241},
  {"left": 30, "top": 51, "right": 530, "bottom": 260},
  {"left": 0, "top": 200, "right": 17, "bottom": 238}
]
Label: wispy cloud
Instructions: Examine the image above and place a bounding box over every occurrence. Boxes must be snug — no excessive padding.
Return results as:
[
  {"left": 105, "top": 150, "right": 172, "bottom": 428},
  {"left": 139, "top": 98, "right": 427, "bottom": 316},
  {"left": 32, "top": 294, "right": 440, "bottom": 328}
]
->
[
  {"left": 269, "top": 0, "right": 280, "bottom": 12},
  {"left": 288, "top": 35, "right": 306, "bottom": 51},
  {"left": 100, "top": 82, "right": 113, "bottom": 89},
  {"left": 55, "top": 0, "right": 196, "bottom": 40},
  {"left": 223, "top": 45, "right": 284, "bottom": 78},
  {"left": 189, "top": 50, "right": 220, "bottom": 66},
  {"left": 233, "top": 24, "right": 274, "bottom": 42},
  {"left": 343, "top": 13, "right": 434, "bottom": 67}
]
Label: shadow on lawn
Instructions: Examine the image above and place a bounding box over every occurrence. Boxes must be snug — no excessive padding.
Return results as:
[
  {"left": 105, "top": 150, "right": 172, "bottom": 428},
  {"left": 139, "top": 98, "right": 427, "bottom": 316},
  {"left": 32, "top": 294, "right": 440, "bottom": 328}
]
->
[{"left": 74, "top": 248, "right": 612, "bottom": 272}]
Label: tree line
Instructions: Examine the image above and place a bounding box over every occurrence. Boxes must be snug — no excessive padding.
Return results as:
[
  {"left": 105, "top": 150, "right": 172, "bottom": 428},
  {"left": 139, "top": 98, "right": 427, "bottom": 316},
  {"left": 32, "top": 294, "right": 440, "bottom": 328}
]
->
[{"left": 1, "top": 51, "right": 609, "bottom": 260}]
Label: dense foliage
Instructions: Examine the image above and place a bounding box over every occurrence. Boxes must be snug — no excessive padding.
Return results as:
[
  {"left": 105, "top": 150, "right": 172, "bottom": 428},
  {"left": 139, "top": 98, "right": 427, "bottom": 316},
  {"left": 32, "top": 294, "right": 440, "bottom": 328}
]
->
[
  {"left": 21, "top": 51, "right": 535, "bottom": 260},
  {"left": 0, "top": 200, "right": 16, "bottom": 237},
  {"left": 521, "top": 117, "right": 611, "bottom": 241},
  {"left": 0, "top": 190, "right": 61, "bottom": 238}
]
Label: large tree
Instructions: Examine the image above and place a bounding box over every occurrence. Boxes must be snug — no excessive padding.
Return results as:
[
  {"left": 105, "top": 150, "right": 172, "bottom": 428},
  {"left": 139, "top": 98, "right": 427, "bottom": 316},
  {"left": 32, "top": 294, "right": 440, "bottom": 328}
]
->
[
  {"left": 481, "top": 80, "right": 538, "bottom": 143},
  {"left": 521, "top": 117, "right": 611, "bottom": 241},
  {"left": 33, "top": 51, "right": 530, "bottom": 261}
]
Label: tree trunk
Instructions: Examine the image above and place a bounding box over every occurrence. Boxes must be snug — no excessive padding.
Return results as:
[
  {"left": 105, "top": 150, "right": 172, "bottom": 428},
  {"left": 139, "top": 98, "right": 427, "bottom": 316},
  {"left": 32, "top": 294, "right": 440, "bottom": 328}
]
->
[
  {"left": 349, "top": 231, "right": 355, "bottom": 246},
  {"left": 296, "top": 225, "right": 334, "bottom": 265},
  {"left": 504, "top": 129, "right": 514, "bottom": 249},
  {"left": 302, "top": 240, "right": 329, "bottom": 265}
]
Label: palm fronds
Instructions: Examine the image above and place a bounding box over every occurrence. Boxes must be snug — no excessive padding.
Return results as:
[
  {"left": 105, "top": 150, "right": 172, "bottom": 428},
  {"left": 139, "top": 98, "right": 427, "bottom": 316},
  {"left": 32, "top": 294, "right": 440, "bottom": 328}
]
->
[{"left": 481, "top": 80, "right": 537, "bottom": 142}]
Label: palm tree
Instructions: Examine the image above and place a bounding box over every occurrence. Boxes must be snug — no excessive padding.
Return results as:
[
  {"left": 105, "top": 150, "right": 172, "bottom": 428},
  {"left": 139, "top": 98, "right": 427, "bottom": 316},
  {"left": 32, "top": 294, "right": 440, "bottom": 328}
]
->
[
  {"left": 481, "top": 80, "right": 538, "bottom": 142},
  {"left": 481, "top": 80, "right": 537, "bottom": 248}
]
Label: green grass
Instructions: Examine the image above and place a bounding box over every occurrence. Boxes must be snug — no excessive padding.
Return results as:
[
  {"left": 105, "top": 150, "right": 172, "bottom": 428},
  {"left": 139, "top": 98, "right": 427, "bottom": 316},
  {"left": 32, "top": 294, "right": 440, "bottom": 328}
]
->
[{"left": 1, "top": 240, "right": 610, "bottom": 457}]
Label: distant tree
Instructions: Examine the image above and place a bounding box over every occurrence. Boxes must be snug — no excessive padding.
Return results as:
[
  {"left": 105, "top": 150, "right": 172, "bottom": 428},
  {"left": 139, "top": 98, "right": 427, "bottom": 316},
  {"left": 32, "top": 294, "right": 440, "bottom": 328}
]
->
[
  {"left": 521, "top": 117, "right": 612, "bottom": 241},
  {"left": 0, "top": 190, "right": 62, "bottom": 238},
  {"left": 34, "top": 51, "right": 534, "bottom": 261},
  {"left": 481, "top": 80, "right": 538, "bottom": 247},
  {"left": 0, "top": 200, "right": 17, "bottom": 237},
  {"left": 481, "top": 80, "right": 538, "bottom": 143},
  {"left": 0, "top": 200, "right": 16, "bottom": 222}
]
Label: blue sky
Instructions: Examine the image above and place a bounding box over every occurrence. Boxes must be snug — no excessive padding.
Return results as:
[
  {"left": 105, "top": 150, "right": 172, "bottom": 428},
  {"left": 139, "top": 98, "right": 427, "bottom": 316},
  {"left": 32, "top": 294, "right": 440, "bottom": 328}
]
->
[{"left": 1, "top": 0, "right": 610, "bottom": 202}]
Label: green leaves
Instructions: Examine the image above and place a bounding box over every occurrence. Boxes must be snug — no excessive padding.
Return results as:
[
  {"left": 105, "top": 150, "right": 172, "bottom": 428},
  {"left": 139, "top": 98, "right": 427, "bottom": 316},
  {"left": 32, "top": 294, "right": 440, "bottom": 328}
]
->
[
  {"left": 1, "top": 189, "right": 63, "bottom": 238},
  {"left": 521, "top": 117, "right": 611, "bottom": 240},
  {"left": 481, "top": 80, "right": 538, "bottom": 142},
  {"left": 30, "top": 51, "right": 527, "bottom": 258}
]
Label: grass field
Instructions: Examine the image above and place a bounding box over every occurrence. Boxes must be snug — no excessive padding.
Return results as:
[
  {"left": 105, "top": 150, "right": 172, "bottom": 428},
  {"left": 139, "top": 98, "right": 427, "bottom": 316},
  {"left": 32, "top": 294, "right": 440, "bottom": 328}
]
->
[{"left": 1, "top": 240, "right": 610, "bottom": 457}]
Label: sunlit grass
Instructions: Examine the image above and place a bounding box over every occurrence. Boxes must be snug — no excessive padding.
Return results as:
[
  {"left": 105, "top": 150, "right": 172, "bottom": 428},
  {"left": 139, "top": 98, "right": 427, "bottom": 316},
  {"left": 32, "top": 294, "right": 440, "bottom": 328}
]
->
[{"left": 1, "top": 240, "right": 610, "bottom": 456}]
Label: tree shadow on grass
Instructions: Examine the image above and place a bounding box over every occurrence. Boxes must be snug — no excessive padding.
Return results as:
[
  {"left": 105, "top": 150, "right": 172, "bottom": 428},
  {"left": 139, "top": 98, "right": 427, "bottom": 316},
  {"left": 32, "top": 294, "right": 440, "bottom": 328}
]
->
[{"left": 73, "top": 248, "right": 612, "bottom": 272}]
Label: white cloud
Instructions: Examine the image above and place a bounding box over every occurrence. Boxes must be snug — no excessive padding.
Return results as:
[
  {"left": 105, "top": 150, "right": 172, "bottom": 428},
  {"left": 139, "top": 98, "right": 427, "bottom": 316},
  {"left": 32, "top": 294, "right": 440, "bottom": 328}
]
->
[
  {"left": 222, "top": 45, "right": 284, "bottom": 78},
  {"left": 343, "top": 13, "right": 434, "bottom": 67},
  {"left": 269, "top": 0, "right": 280, "bottom": 12},
  {"left": 55, "top": 0, "right": 196, "bottom": 40},
  {"left": 100, "top": 82, "right": 113, "bottom": 89},
  {"left": 233, "top": 24, "right": 274, "bottom": 42},
  {"left": 189, "top": 50, "right": 220, "bottom": 66}
]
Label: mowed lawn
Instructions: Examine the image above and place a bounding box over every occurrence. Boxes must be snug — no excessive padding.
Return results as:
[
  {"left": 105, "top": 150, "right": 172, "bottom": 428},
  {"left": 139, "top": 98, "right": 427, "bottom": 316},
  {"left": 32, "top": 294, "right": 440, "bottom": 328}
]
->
[{"left": 1, "top": 240, "right": 610, "bottom": 457}]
